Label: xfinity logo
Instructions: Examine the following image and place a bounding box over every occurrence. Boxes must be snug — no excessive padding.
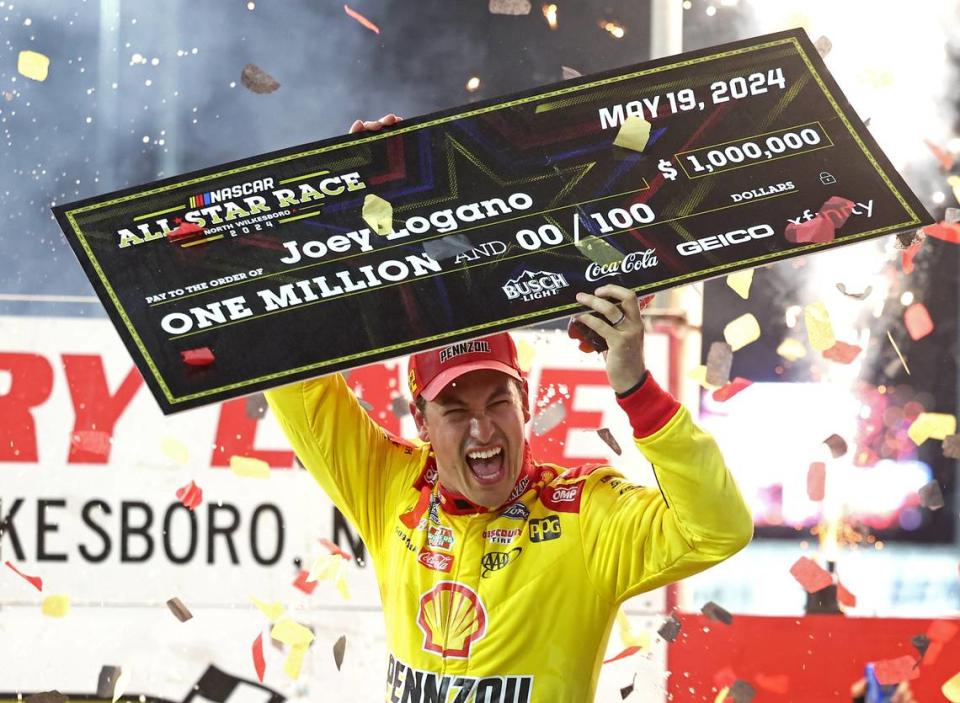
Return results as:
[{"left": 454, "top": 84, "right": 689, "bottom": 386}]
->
[
  {"left": 585, "top": 249, "right": 658, "bottom": 282},
  {"left": 502, "top": 270, "right": 569, "bottom": 302}
]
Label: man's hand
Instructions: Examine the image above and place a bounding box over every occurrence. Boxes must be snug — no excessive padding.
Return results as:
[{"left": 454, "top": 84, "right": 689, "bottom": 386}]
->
[
  {"left": 570, "top": 284, "right": 647, "bottom": 394},
  {"left": 850, "top": 677, "right": 918, "bottom": 703},
  {"left": 348, "top": 113, "right": 403, "bottom": 134}
]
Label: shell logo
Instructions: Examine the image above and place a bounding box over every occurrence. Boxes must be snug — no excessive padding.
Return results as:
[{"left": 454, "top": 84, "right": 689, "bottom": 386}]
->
[{"left": 416, "top": 581, "right": 487, "bottom": 658}]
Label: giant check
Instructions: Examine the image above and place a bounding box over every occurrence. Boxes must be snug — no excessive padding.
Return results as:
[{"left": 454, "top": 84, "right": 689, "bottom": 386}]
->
[{"left": 54, "top": 29, "right": 932, "bottom": 414}]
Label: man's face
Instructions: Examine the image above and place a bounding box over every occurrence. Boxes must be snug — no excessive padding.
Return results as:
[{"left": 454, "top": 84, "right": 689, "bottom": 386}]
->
[{"left": 412, "top": 369, "right": 530, "bottom": 509}]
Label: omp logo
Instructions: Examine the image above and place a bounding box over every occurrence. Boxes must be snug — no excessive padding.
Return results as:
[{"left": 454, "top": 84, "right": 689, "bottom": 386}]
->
[
  {"left": 528, "top": 515, "right": 562, "bottom": 543},
  {"left": 540, "top": 480, "right": 584, "bottom": 513},
  {"left": 502, "top": 270, "right": 569, "bottom": 302},
  {"left": 417, "top": 582, "right": 487, "bottom": 658},
  {"left": 481, "top": 547, "right": 522, "bottom": 577}
]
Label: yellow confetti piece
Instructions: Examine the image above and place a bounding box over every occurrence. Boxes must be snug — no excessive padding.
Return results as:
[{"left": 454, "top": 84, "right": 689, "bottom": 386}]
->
[
  {"left": 307, "top": 554, "right": 342, "bottom": 583},
  {"left": 336, "top": 571, "right": 351, "bottom": 600},
  {"left": 908, "top": 413, "right": 957, "bottom": 446},
  {"left": 41, "top": 594, "right": 69, "bottom": 618},
  {"left": 616, "top": 610, "right": 650, "bottom": 649},
  {"left": 361, "top": 194, "right": 393, "bottom": 236},
  {"left": 726, "top": 269, "right": 754, "bottom": 299},
  {"left": 886, "top": 330, "right": 911, "bottom": 375},
  {"left": 943, "top": 671, "right": 960, "bottom": 702},
  {"left": 723, "top": 313, "right": 761, "bottom": 352},
  {"left": 803, "top": 302, "right": 836, "bottom": 351},
  {"left": 283, "top": 643, "right": 309, "bottom": 680},
  {"left": 161, "top": 436, "right": 189, "bottom": 465},
  {"left": 714, "top": 686, "right": 730, "bottom": 703},
  {"left": 516, "top": 339, "right": 536, "bottom": 373},
  {"left": 112, "top": 668, "right": 129, "bottom": 703},
  {"left": 575, "top": 234, "right": 622, "bottom": 265},
  {"left": 250, "top": 596, "right": 285, "bottom": 622},
  {"left": 17, "top": 50, "right": 50, "bottom": 81},
  {"left": 776, "top": 338, "right": 807, "bottom": 362},
  {"left": 271, "top": 617, "right": 315, "bottom": 647},
  {"left": 688, "top": 365, "right": 721, "bottom": 391},
  {"left": 613, "top": 115, "right": 652, "bottom": 152},
  {"left": 949, "top": 175, "right": 960, "bottom": 205},
  {"left": 230, "top": 455, "right": 271, "bottom": 479}
]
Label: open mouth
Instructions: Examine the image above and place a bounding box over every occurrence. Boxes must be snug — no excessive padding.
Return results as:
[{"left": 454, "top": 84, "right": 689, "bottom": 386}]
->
[{"left": 465, "top": 445, "right": 505, "bottom": 486}]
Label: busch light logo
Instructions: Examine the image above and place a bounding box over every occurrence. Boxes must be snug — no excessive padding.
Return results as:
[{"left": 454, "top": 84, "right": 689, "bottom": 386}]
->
[{"left": 502, "top": 270, "right": 569, "bottom": 302}]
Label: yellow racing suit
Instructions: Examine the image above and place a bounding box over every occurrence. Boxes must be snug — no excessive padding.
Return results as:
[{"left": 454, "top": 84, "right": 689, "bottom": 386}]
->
[{"left": 266, "top": 370, "right": 753, "bottom": 702}]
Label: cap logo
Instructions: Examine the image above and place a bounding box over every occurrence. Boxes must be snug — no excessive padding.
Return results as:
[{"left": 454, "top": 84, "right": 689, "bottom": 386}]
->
[{"left": 438, "top": 340, "right": 491, "bottom": 364}]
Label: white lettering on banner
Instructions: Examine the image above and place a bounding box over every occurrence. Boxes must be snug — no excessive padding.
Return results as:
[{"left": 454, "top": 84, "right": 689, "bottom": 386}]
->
[{"left": 584, "top": 249, "right": 658, "bottom": 282}]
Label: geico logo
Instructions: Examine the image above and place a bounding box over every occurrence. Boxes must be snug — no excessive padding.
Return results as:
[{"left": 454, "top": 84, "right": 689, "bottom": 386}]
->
[{"left": 676, "top": 224, "right": 774, "bottom": 255}]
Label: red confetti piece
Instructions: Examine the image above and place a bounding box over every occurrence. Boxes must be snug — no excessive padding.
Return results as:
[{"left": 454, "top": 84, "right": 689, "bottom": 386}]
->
[
  {"left": 927, "top": 619, "right": 959, "bottom": 643},
  {"left": 181, "top": 347, "right": 215, "bottom": 367},
  {"left": 166, "top": 221, "right": 204, "bottom": 242},
  {"left": 789, "top": 556, "right": 833, "bottom": 593},
  {"left": 175, "top": 480, "right": 203, "bottom": 511},
  {"left": 922, "top": 222, "right": 960, "bottom": 244},
  {"left": 806, "top": 462, "right": 826, "bottom": 501},
  {"left": 713, "top": 666, "right": 738, "bottom": 690},
  {"left": 785, "top": 214, "right": 835, "bottom": 244},
  {"left": 70, "top": 430, "right": 111, "bottom": 455},
  {"left": 319, "top": 538, "right": 353, "bottom": 561},
  {"left": 873, "top": 655, "right": 919, "bottom": 686},
  {"left": 343, "top": 4, "right": 380, "bottom": 33},
  {"left": 712, "top": 377, "right": 753, "bottom": 402},
  {"left": 822, "top": 341, "right": 862, "bottom": 364},
  {"left": 922, "top": 640, "right": 944, "bottom": 666},
  {"left": 5, "top": 560, "right": 43, "bottom": 591},
  {"left": 603, "top": 645, "right": 642, "bottom": 664},
  {"left": 292, "top": 569, "right": 318, "bottom": 595},
  {"left": 819, "top": 196, "right": 856, "bottom": 229},
  {"left": 904, "top": 303, "right": 934, "bottom": 341},
  {"left": 252, "top": 633, "right": 266, "bottom": 682},
  {"left": 924, "top": 138, "right": 956, "bottom": 171},
  {"left": 754, "top": 673, "right": 790, "bottom": 695},
  {"left": 837, "top": 581, "right": 856, "bottom": 607},
  {"left": 901, "top": 240, "right": 923, "bottom": 274}
]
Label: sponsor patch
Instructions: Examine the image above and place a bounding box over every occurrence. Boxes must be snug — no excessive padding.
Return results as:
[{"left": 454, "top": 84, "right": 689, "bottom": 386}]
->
[
  {"left": 499, "top": 502, "right": 530, "bottom": 521},
  {"left": 427, "top": 524, "right": 455, "bottom": 550},
  {"left": 540, "top": 480, "right": 584, "bottom": 513},
  {"left": 481, "top": 547, "right": 522, "bottom": 577},
  {"left": 528, "top": 515, "right": 562, "bottom": 543},
  {"left": 418, "top": 548, "right": 454, "bottom": 573},
  {"left": 482, "top": 527, "right": 521, "bottom": 545}
]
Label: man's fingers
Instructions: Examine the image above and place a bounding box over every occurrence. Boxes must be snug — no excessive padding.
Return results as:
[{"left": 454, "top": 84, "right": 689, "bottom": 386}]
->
[
  {"left": 592, "top": 284, "right": 642, "bottom": 319},
  {"left": 363, "top": 120, "right": 384, "bottom": 131},
  {"left": 379, "top": 113, "right": 402, "bottom": 125},
  {"left": 573, "top": 311, "right": 614, "bottom": 339},
  {"left": 348, "top": 119, "right": 365, "bottom": 134},
  {"left": 576, "top": 292, "right": 623, "bottom": 325}
]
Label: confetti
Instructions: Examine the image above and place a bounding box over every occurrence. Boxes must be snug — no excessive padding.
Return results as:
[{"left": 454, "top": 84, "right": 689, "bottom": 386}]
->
[
  {"left": 596, "top": 428, "right": 622, "bottom": 455},
  {"left": 803, "top": 302, "right": 835, "bottom": 351},
  {"left": 657, "top": 614, "right": 682, "bottom": 642},
  {"left": 361, "top": 194, "right": 393, "bottom": 235},
  {"left": 754, "top": 673, "right": 790, "bottom": 694},
  {"left": 901, "top": 239, "right": 923, "bottom": 273},
  {"left": 293, "top": 568, "right": 318, "bottom": 594},
  {"left": 928, "top": 619, "right": 959, "bottom": 643},
  {"left": 912, "top": 634, "right": 931, "bottom": 659},
  {"left": 230, "top": 455, "right": 271, "bottom": 479},
  {"left": 561, "top": 66, "right": 582, "bottom": 80},
  {"left": 617, "top": 609, "right": 649, "bottom": 648},
  {"left": 5, "top": 560, "right": 42, "bottom": 591},
  {"left": 873, "top": 656, "right": 919, "bottom": 686},
  {"left": 272, "top": 617, "right": 315, "bottom": 647},
  {"left": 919, "top": 480, "right": 945, "bottom": 510},
  {"left": 822, "top": 433, "right": 848, "bottom": 459},
  {"left": 603, "top": 645, "right": 644, "bottom": 664},
  {"left": 240, "top": 63, "right": 281, "bottom": 94},
  {"left": 946, "top": 208, "right": 960, "bottom": 224},
  {"left": 776, "top": 338, "right": 807, "bottom": 362},
  {"left": 908, "top": 413, "right": 956, "bottom": 446},
  {"left": 789, "top": 556, "right": 832, "bottom": 593},
  {"left": 887, "top": 330, "right": 911, "bottom": 375},
  {"left": 344, "top": 4, "right": 381, "bottom": 32},
  {"left": 97, "top": 666, "right": 122, "bottom": 699},
  {"left": 308, "top": 553, "right": 346, "bottom": 582},
  {"left": 250, "top": 596, "right": 285, "bottom": 622},
  {"left": 517, "top": 338, "right": 536, "bottom": 373},
  {"left": 246, "top": 393, "right": 268, "bottom": 420},
  {"left": 950, "top": 175, "right": 960, "bottom": 203},
  {"left": 837, "top": 582, "right": 857, "bottom": 608},
  {"left": 71, "top": 430, "right": 111, "bottom": 455},
  {"left": 706, "top": 342, "right": 733, "bottom": 386},
  {"left": 714, "top": 687, "right": 730, "bottom": 703},
  {"left": 421, "top": 234, "right": 475, "bottom": 262},
  {"left": 333, "top": 635, "right": 347, "bottom": 671},
  {"left": 42, "top": 594, "right": 70, "bottom": 617},
  {"left": 922, "top": 222, "right": 960, "bottom": 244},
  {"left": 26, "top": 693, "right": 65, "bottom": 703},
  {"left": 713, "top": 377, "right": 753, "bottom": 402},
  {"left": 836, "top": 282, "right": 872, "bottom": 300},
  {"left": 166, "top": 596, "right": 193, "bottom": 622},
  {"left": 390, "top": 395, "right": 410, "bottom": 419},
  {"left": 729, "top": 681, "right": 756, "bottom": 703},
  {"left": 620, "top": 675, "right": 636, "bottom": 699},
  {"left": 252, "top": 633, "right": 266, "bottom": 682},
  {"left": 943, "top": 434, "right": 960, "bottom": 459},
  {"left": 925, "top": 139, "right": 956, "bottom": 171},
  {"left": 17, "top": 50, "right": 50, "bottom": 81},
  {"left": 807, "top": 462, "right": 826, "bottom": 501},
  {"left": 726, "top": 269, "right": 754, "bottom": 299},
  {"left": 284, "top": 643, "right": 310, "bottom": 680},
  {"left": 814, "top": 35, "right": 832, "bottom": 57},
  {"left": 723, "top": 314, "right": 761, "bottom": 352},
  {"left": 904, "top": 302, "right": 934, "bottom": 340},
  {"left": 688, "top": 365, "right": 720, "bottom": 390},
  {"left": 181, "top": 347, "right": 215, "bottom": 367},
  {"left": 701, "top": 601, "right": 733, "bottom": 625},
  {"left": 785, "top": 214, "right": 835, "bottom": 244},
  {"left": 336, "top": 570, "right": 350, "bottom": 600},
  {"left": 819, "top": 196, "right": 856, "bottom": 229},
  {"left": 175, "top": 480, "right": 203, "bottom": 511},
  {"left": 945, "top": 672, "right": 960, "bottom": 702},
  {"left": 532, "top": 401, "right": 567, "bottom": 436},
  {"left": 319, "top": 537, "right": 353, "bottom": 561},
  {"left": 613, "top": 115, "right": 652, "bottom": 153},
  {"left": 111, "top": 669, "right": 129, "bottom": 703},
  {"left": 161, "top": 436, "right": 189, "bottom": 465},
  {"left": 822, "top": 341, "right": 862, "bottom": 364},
  {"left": 489, "top": 0, "right": 532, "bottom": 14},
  {"left": 575, "top": 233, "right": 624, "bottom": 266},
  {"left": 166, "top": 221, "right": 204, "bottom": 242},
  {"left": 895, "top": 229, "right": 924, "bottom": 250}
]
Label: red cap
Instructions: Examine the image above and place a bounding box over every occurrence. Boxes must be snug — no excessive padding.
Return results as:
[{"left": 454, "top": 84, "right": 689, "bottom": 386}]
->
[{"left": 408, "top": 332, "right": 523, "bottom": 401}]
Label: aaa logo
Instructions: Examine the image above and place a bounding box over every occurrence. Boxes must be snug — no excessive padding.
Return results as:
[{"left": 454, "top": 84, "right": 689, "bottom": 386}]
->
[{"left": 417, "top": 581, "right": 487, "bottom": 658}]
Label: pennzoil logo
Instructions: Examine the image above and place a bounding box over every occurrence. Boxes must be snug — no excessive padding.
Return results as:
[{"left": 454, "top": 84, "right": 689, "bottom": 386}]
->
[
  {"left": 438, "top": 340, "right": 491, "bottom": 364},
  {"left": 417, "top": 581, "right": 487, "bottom": 658}
]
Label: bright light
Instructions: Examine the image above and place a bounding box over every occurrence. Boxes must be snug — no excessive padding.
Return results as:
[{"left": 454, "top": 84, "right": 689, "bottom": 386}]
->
[
  {"left": 948, "top": 137, "right": 960, "bottom": 154},
  {"left": 900, "top": 291, "right": 914, "bottom": 306},
  {"left": 466, "top": 76, "right": 481, "bottom": 92},
  {"left": 682, "top": 0, "right": 692, "bottom": 8},
  {"left": 706, "top": 6, "right": 717, "bottom": 16},
  {"left": 542, "top": 3, "right": 558, "bottom": 29},
  {"left": 932, "top": 191, "right": 945, "bottom": 205},
  {"left": 600, "top": 20, "right": 626, "bottom": 39}
]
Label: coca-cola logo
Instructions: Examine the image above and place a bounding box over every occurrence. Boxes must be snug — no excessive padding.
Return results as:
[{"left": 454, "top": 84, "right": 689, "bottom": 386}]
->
[
  {"left": 584, "top": 249, "right": 658, "bottom": 282},
  {"left": 418, "top": 549, "right": 454, "bottom": 572}
]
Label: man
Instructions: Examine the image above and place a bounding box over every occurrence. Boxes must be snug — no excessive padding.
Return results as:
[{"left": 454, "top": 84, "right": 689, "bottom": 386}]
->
[{"left": 264, "top": 114, "right": 753, "bottom": 702}]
